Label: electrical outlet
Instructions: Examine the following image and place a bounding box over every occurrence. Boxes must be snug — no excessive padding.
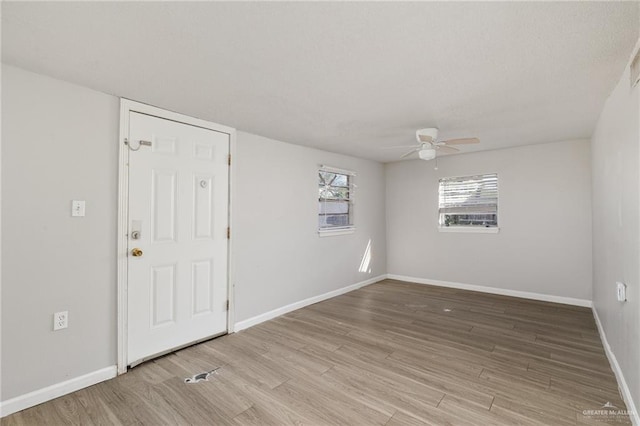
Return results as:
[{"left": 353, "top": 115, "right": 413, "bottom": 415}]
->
[
  {"left": 53, "top": 311, "right": 68, "bottom": 330},
  {"left": 616, "top": 282, "right": 627, "bottom": 302}
]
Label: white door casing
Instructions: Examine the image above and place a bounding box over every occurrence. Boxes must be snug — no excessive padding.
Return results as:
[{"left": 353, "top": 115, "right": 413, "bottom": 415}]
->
[{"left": 122, "top": 107, "right": 231, "bottom": 367}]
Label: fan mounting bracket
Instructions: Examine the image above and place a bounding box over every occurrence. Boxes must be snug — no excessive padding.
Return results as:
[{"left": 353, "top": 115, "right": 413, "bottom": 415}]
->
[{"left": 416, "top": 128, "right": 439, "bottom": 144}]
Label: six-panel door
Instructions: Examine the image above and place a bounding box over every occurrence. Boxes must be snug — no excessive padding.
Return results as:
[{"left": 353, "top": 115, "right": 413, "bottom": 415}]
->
[{"left": 127, "top": 112, "right": 229, "bottom": 366}]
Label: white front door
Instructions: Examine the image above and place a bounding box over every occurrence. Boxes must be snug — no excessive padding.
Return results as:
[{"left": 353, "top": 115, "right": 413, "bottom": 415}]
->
[{"left": 126, "top": 111, "right": 229, "bottom": 366}]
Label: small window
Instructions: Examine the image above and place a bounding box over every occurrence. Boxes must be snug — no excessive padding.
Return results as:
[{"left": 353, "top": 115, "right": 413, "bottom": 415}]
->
[
  {"left": 439, "top": 173, "right": 498, "bottom": 229},
  {"left": 318, "top": 166, "right": 354, "bottom": 234}
]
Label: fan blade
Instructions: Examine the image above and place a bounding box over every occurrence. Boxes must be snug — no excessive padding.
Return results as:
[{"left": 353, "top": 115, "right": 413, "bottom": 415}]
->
[
  {"left": 417, "top": 134, "right": 434, "bottom": 143},
  {"left": 400, "top": 148, "right": 418, "bottom": 158},
  {"left": 436, "top": 145, "right": 460, "bottom": 154},
  {"left": 442, "top": 137, "right": 480, "bottom": 145}
]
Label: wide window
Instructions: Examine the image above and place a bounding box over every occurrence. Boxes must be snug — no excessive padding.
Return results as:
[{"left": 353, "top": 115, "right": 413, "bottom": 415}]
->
[
  {"left": 318, "top": 166, "right": 354, "bottom": 234},
  {"left": 438, "top": 173, "right": 498, "bottom": 229}
]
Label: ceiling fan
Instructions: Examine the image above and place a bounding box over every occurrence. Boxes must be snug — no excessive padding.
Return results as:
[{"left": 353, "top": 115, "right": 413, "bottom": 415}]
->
[{"left": 394, "top": 128, "right": 480, "bottom": 160}]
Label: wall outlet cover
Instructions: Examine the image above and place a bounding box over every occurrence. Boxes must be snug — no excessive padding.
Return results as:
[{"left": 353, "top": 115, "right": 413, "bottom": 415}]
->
[{"left": 53, "top": 311, "right": 68, "bottom": 330}]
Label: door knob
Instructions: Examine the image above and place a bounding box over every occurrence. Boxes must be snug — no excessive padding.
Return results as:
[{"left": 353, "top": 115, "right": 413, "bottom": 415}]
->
[{"left": 131, "top": 248, "right": 143, "bottom": 257}]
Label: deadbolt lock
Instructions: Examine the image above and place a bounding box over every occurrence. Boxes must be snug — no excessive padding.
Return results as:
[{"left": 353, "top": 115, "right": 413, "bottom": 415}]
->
[{"left": 131, "top": 248, "right": 143, "bottom": 257}]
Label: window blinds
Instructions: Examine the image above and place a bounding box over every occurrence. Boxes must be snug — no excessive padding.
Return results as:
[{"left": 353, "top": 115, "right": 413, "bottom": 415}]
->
[
  {"left": 438, "top": 173, "right": 498, "bottom": 215},
  {"left": 318, "top": 166, "right": 355, "bottom": 230}
]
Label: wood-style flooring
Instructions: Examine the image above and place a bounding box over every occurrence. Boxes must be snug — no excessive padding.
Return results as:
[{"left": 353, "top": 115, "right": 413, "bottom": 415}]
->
[{"left": 2, "top": 280, "right": 630, "bottom": 425}]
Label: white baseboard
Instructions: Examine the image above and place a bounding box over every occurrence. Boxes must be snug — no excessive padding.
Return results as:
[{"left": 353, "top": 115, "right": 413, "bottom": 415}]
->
[
  {"left": 387, "top": 274, "right": 593, "bottom": 307},
  {"left": 592, "top": 307, "right": 639, "bottom": 425},
  {"left": 0, "top": 366, "right": 117, "bottom": 418},
  {"left": 234, "top": 274, "right": 386, "bottom": 332}
]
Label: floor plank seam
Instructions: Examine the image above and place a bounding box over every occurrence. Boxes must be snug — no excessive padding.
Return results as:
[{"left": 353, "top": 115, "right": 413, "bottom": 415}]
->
[{"left": 383, "top": 410, "right": 399, "bottom": 426}]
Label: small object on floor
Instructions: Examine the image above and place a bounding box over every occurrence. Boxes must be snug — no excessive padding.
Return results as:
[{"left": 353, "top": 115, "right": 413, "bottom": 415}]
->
[{"left": 184, "top": 368, "right": 219, "bottom": 384}]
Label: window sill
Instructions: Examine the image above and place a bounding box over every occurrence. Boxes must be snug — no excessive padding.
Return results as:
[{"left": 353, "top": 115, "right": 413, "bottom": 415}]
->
[
  {"left": 318, "top": 228, "right": 356, "bottom": 237},
  {"left": 438, "top": 226, "right": 499, "bottom": 234}
]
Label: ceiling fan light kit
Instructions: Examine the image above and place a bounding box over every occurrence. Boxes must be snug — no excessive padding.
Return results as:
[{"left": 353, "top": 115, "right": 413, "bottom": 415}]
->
[{"left": 418, "top": 148, "right": 437, "bottom": 160}]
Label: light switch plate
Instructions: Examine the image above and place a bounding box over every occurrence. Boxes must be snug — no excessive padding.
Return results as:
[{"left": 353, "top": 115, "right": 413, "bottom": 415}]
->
[
  {"left": 72, "top": 200, "right": 85, "bottom": 217},
  {"left": 616, "top": 282, "right": 627, "bottom": 302}
]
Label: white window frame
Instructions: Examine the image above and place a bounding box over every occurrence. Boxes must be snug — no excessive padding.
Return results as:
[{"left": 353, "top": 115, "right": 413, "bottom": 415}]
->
[
  {"left": 438, "top": 173, "right": 499, "bottom": 233},
  {"left": 318, "top": 165, "right": 356, "bottom": 236}
]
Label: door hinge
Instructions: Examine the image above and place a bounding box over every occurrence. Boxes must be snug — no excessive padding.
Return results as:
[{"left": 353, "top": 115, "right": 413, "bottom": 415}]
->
[
  {"left": 227, "top": 227, "right": 230, "bottom": 239},
  {"left": 228, "top": 154, "right": 231, "bottom": 166}
]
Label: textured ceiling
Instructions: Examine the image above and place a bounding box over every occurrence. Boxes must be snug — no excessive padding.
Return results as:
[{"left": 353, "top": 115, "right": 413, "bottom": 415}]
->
[{"left": 2, "top": 2, "right": 638, "bottom": 162}]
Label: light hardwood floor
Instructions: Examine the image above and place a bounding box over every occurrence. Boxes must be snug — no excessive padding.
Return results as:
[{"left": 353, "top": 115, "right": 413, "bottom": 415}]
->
[{"left": 3, "top": 280, "right": 630, "bottom": 425}]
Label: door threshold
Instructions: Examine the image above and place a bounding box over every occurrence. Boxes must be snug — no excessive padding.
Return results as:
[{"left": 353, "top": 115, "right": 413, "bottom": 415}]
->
[{"left": 128, "top": 331, "right": 228, "bottom": 369}]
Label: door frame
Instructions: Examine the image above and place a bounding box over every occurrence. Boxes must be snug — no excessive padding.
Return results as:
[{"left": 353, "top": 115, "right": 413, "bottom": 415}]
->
[{"left": 117, "top": 99, "right": 237, "bottom": 374}]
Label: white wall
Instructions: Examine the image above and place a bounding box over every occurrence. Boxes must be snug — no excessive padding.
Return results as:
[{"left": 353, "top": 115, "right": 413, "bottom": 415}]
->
[
  {"left": 1, "top": 65, "right": 119, "bottom": 400},
  {"left": 233, "top": 132, "right": 387, "bottom": 323},
  {"left": 385, "top": 139, "right": 593, "bottom": 301},
  {"left": 591, "top": 47, "right": 639, "bottom": 414}
]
